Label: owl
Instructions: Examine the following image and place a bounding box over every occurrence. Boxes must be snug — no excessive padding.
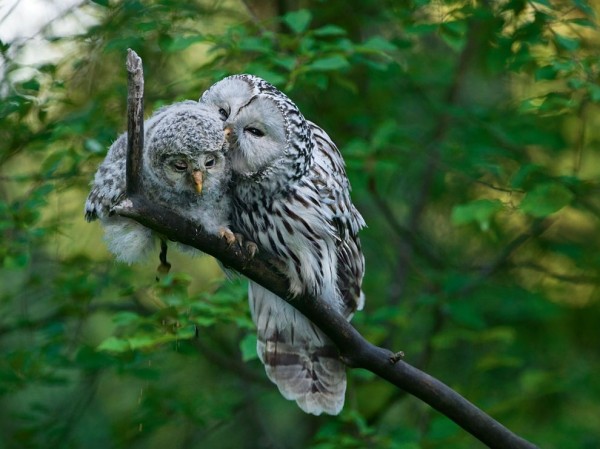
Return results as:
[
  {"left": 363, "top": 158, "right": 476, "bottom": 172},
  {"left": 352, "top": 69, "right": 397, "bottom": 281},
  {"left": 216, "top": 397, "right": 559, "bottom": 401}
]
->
[
  {"left": 200, "top": 75, "right": 366, "bottom": 415},
  {"left": 85, "top": 100, "right": 234, "bottom": 266}
]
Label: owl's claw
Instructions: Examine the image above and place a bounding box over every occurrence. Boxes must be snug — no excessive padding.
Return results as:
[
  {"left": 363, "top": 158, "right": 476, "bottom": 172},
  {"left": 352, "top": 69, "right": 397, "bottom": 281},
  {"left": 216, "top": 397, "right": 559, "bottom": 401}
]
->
[
  {"left": 246, "top": 241, "right": 258, "bottom": 258},
  {"left": 234, "top": 233, "right": 258, "bottom": 258},
  {"left": 219, "top": 227, "right": 237, "bottom": 246}
]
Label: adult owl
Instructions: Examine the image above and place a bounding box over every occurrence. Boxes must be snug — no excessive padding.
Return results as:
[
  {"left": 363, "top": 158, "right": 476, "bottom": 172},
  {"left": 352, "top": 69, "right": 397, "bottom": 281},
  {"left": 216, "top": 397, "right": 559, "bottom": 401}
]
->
[
  {"left": 85, "top": 100, "right": 233, "bottom": 265},
  {"left": 200, "top": 75, "right": 366, "bottom": 415}
]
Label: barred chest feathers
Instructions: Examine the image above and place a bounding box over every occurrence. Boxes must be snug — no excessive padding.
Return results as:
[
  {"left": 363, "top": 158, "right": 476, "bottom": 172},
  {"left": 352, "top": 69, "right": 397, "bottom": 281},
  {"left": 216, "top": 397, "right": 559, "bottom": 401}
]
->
[{"left": 199, "top": 74, "right": 366, "bottom": 416}]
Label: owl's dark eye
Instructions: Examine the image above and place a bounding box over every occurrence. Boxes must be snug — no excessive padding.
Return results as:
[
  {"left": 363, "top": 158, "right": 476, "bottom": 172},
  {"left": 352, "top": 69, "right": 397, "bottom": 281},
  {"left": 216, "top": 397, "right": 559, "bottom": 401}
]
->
[
  {"left": 205, "top": 156, "right": 216, "bottom": 169},
  {"left": 172, "top": 160, "right": 188, "bottom": 172},
  {"left": 245, "top": 127, "right": 265, "bottom": 137},
  {"left": 218, "top": 108, "right": 229, "bottom": 120}
]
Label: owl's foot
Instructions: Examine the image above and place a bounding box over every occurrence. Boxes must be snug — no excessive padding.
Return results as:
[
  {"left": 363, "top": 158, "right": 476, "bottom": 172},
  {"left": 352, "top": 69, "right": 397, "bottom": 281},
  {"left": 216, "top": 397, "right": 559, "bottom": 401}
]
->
[
  {"left": 233, "top": 233, "right": 258, "bottom": 258},
  {"left": 156, "top": 239, "right": 171, "bottom": 281},
  {"left": 219, "top": 227, "right": 237, "bottom": 246}
]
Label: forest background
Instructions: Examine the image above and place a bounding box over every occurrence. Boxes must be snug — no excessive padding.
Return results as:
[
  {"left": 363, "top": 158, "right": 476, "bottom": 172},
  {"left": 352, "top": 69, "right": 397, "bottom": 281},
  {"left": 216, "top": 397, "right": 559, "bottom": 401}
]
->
[{"left": 1, "top": 1, "right": 599, "bottom": 448}]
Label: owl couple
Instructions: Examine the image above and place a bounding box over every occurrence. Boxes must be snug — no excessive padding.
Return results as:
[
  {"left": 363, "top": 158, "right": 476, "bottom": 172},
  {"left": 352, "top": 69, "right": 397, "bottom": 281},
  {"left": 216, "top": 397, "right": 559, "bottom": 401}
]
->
[{"left": 85, "top": 75, "right": 366, "bottom": 416}]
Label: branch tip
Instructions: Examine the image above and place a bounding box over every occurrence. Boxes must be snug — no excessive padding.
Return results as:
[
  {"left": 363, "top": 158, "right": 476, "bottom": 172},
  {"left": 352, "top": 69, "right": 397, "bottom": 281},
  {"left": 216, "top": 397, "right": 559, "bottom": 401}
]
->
[{"left": 126, "top": 48, "right": 143, "bottom": 74}]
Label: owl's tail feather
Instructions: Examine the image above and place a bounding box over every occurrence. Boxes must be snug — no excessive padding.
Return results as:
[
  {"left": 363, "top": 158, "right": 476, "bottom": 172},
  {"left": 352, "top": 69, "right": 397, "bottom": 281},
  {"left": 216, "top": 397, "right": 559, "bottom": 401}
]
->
[{"left": 249, "top": 282, "right": 346, "bottom": 415}]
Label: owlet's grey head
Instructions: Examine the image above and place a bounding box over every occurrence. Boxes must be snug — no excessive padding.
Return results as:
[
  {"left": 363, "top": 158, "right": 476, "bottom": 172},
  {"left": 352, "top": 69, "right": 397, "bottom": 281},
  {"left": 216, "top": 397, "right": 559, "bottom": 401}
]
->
[{"left": 85, "top": 100, "right": 232, "bottom": 263}]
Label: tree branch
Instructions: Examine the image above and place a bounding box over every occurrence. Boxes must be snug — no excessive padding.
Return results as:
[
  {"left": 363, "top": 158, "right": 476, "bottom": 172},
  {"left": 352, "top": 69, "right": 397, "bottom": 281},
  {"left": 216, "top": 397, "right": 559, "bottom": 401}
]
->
[
  {"left": 126, "top": 48, "right": 145, "bottom": 196},
  {"left": 114, "top": 49, "right": 539, "bottom": 449}
]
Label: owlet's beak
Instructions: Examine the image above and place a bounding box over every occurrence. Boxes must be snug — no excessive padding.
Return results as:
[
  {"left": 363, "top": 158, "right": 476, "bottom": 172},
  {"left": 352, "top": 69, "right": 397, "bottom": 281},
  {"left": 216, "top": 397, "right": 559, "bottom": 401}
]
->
[{"left": 192, "top": 170, "right": 203, "bottom": 194}]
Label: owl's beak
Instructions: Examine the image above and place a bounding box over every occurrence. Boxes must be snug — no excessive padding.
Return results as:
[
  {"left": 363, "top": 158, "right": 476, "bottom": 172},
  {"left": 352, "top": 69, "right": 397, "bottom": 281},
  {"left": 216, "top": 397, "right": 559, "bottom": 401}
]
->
[
  {"left": 224, "top": 126, "right": 232, "bottom": 141},
  {"left": 192, "top": 170, "right": 203, "bottom": 194}
]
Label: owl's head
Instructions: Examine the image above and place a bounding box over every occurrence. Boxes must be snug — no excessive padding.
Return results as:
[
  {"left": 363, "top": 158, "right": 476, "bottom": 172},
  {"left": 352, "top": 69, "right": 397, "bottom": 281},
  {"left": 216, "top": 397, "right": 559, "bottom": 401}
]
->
[
  {"left": 143, "top": 101, "right": 229, "bottom": 203},
  {"left": 200, "top": 75, "right": 312, "bottom": 179}
]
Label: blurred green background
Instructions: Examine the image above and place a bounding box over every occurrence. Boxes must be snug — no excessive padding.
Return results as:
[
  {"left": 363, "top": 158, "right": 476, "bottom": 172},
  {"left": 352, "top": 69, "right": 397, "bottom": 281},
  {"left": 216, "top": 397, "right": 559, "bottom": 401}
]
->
[{"left": 1, "top": 0, "right": 600, "bottom": 448}]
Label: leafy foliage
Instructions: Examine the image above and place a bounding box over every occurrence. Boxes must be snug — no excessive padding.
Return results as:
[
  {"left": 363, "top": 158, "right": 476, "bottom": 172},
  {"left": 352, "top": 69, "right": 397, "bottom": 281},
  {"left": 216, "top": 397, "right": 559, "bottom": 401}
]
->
[{"left": 1, "top": 1, "right": 600, "bottom": 448}]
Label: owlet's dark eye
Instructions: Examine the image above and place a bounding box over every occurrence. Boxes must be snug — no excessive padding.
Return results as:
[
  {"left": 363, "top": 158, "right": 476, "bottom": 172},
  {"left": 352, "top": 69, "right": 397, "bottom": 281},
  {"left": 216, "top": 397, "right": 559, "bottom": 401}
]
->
[
  {"left": 218, "top": 108, "right": 229, "bottom": 120},
  {"left": 172, "top": 160, "right": 188, "bottom": 171},
  {"left": 245, "top": 127, "right": 265, "bottom": 137},
  {"left": 205, "top": 156, "right": 216, "bottom": 169}
]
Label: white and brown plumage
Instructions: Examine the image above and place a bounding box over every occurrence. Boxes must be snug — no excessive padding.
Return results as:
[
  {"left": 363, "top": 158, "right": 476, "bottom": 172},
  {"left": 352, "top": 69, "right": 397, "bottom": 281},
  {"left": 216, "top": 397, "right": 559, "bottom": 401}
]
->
[
  {"left": 85, "top": 100, "right": 233, "bottom": 263},
  {"left": 200, "top": 75, "right": 366, "bottom": 415}
]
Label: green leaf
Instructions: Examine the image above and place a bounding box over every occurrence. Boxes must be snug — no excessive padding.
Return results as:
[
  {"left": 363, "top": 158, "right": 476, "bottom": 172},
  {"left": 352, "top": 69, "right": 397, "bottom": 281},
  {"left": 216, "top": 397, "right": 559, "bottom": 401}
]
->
[
  {"left": 283, "top": 9, "right": 312, "bottom": 34},
  {"left": 307, "top": 55, "right": 350, "bottom": 72},
  {"left": 97, "top": 336, "right": 130, "bottom": 353},
  {"left": 272, "top": 56, "right": 296, "bottom": 71},
  {"left": 239, "top": 37, "right": 269, "bottom": 52},
  {"left": 312, "top": 25, "right": 346, "bottom": 37},
  {"left": 554, "top": 34, "right": 580, "bottom": 51},
  {"left": 520, "top": 182, "right": 574, "bottom": 217},
  {"left": 567, "top": 17, "right": 596, "bottom": 28},
  {"left": 112, "top": 311, "right": 141, "bottom": 326},
  {"left": 573, "top": 0, "right": 595, "bottom": 16},
  {"left": 239, "top": 334, "right": 258, "bottom": 362},
  {"left": 165, "top": 35, "right": 204, "bottom": 51},
  {"left": 588, "top": 83, "right": 600, "bottom": 102},
  {"left": 21, "top": 79, "right": 41, "bottom": 92},
  {"left": 359, "top": 36, "right": 398, "bottom": 53},
  {"left": 534, "top": 65, "right": 557, "bottom": 81},
  {"left": 440, "top": 21, "right": 467, "bottom": 51},
  {"left": 84, "top": 138, "right": 105, "bottom": 154},
  {"left": 511, "top": 163, "right": 543, "bottom": 189},
  {"left": 451, "top": 199, "right": 503, "bottom": 231}
]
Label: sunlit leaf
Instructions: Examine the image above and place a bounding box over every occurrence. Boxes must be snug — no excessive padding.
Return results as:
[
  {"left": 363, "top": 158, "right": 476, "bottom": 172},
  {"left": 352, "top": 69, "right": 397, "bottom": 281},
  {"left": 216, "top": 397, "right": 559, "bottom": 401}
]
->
[
  {"left": 520, "top": 182, "right": 574, "bottom": 217},
  {"left": 97, "top": 337, "right": 130, "bottom": 353},
  {"left": 451, "top": 199, "right": 503, "bottom": 231}
]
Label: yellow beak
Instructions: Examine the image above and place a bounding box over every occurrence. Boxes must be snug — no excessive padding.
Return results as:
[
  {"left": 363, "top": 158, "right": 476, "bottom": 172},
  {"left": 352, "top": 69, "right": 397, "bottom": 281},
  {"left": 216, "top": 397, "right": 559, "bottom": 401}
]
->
[
  {"left": 192, "top": 170, "right": 203, "bottom": 194},
  {"left": 224, "top": 126, "right": 232, "bottom": 141}
]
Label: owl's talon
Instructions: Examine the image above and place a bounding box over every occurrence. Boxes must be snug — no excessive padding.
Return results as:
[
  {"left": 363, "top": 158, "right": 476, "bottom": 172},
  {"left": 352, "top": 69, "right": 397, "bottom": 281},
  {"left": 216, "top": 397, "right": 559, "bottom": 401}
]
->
[
  {"left": 246, "top": 241, "right": 258, "bottom": 258},
  {"left": 233, "top": 233, "right": 258, "bottom": 258},
  {"left": 219, "top": 227, "right": 237, "bottom": 246}
]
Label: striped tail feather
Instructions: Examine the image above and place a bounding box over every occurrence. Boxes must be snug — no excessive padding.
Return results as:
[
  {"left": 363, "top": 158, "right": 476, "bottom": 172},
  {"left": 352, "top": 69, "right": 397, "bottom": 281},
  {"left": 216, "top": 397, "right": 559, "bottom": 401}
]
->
[{"left": 249, "top": 282, "right": 346, "bottom": 415}]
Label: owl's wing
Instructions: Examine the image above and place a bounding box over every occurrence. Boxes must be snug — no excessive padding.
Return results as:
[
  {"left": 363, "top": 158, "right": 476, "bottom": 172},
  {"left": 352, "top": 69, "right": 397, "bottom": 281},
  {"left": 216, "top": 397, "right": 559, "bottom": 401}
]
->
[
  {"left": 249, "top": 281, "right": 346, "bottom": 415},
  {"left": 84, "top": 132, "right": 128, "bottom": 222},
  {"left": 308, "top": 121, "right": 366, "bottom": 316}
]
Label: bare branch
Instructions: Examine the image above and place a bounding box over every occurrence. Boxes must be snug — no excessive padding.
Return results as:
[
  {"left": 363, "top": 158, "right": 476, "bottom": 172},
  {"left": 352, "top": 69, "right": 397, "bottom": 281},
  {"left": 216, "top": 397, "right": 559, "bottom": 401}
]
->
[
  {"left": 114, "top": 49, "right": 540, "bottom": 449},
  {"left": 126, "top": 48, "right": 144, "bottom": 196}
]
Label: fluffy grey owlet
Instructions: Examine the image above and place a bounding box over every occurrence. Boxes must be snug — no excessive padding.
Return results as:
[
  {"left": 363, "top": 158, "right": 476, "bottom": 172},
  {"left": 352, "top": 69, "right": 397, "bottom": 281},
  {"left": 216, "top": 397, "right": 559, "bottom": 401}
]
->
[
  {"left": 85, "top": 100, "right": 233, "bottom": 264},
  {"left": 200, "top": 75, "right": 366, "bottom": 415}
]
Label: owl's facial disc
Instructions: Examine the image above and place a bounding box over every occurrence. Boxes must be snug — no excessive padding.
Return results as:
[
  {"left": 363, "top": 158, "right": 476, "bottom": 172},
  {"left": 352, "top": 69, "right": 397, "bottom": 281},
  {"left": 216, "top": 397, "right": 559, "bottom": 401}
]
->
[
  {"left": 200, "top": 77, "right": 256, "bottom": 125},
  {"left": 225, "top": 95, "right": 286, "bottom": 175}
]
